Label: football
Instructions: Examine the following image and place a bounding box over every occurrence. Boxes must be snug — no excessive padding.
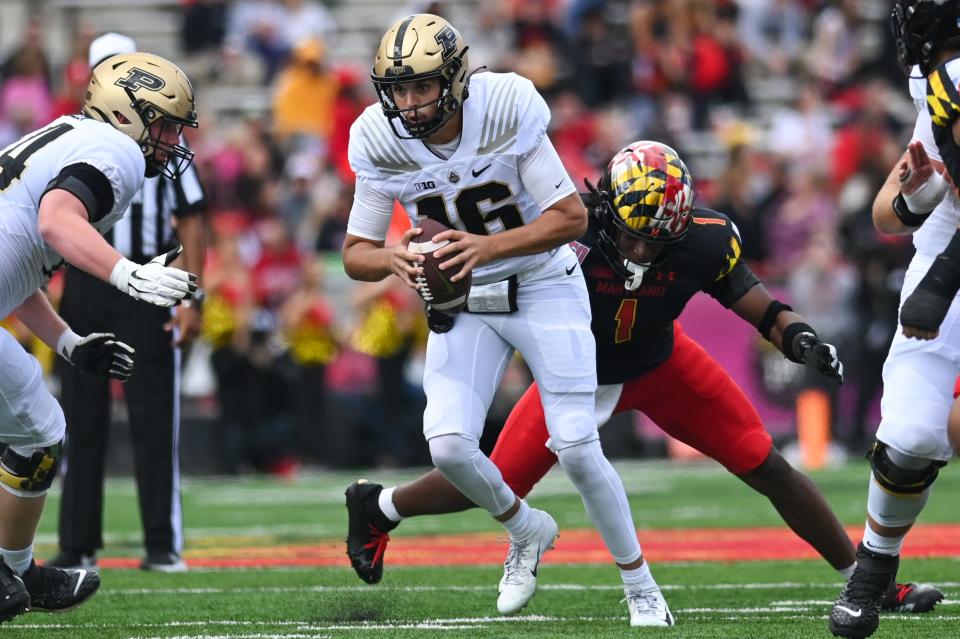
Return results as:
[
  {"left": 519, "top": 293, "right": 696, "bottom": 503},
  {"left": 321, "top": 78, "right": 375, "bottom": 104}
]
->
[{"left": 408, "top": 218, "right": 471, "bottom": 313}]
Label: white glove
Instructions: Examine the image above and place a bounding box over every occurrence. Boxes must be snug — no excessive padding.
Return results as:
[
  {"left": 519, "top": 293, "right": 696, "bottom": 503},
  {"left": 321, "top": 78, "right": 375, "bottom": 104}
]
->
[
  {"left": 110, "top": 246, "right": 197, "bottom": 307},
  {"left": 57, "top": 330, "right": 135, "bottom": 381},
  {"left": 902, "top": 166, "right": 949, "bottom": 214}
]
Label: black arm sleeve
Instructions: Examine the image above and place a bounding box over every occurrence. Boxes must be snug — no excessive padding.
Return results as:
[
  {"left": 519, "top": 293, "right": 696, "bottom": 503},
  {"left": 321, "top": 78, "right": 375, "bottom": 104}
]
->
[
  {"left": 43, "top": 163, "right": 114, "bottom": 222},
  {"left": 705, "top": 260, "right": 761, "bottom": 308}
]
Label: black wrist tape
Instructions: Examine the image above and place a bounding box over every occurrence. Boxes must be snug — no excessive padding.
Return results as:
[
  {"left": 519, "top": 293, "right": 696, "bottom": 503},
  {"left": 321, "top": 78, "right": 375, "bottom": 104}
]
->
[
  {"left": 780, "top": 322, "right": 816, "bottom": 363},
  {"left": 893, "top": 193, "right": 932, "bottom": 228},
  {"left": 757, "top": 300, "right": 792, "bottom": 340}
]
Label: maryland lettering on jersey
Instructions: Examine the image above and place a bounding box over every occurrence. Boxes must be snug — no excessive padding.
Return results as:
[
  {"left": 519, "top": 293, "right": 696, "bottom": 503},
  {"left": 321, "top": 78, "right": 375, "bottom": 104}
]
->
[{"left": 584, "top": 208, "right": 753, "bottom": 384}]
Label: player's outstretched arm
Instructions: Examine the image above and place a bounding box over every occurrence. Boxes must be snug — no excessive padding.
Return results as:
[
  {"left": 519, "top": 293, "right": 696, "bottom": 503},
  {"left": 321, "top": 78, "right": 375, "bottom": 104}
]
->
[
  {"left": 39, "top": 190, "right": 196, "bottom": 307},
  {"left": 731, "top": 283, "right": 844, "bottom": 384}
]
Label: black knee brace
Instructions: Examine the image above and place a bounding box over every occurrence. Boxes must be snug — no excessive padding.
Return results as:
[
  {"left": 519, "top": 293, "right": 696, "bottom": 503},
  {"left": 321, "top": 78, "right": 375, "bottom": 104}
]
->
[
  {"left": 0, "top": 442, "right": 61, "bottom": 495},
  {"left": 867, "top": 441, "right": 946, "bottom": 495}
]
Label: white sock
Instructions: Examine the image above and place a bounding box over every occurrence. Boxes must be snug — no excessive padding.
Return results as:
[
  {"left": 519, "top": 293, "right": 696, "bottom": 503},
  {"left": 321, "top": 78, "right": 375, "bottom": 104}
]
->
[
  {"left": 379, "top": 486, "right": 402, "bottom": 522},
  {"left": 0, "top": 544, "right": 33, "bottom": 575},
  {"left": 862, "top": 523, "right": 904, "bottom": 556},
  {"left": 621, "top": 561, "right": 657, "bottom": 590},
  {"left": 838, "top": 563, "right": 856, "bottom": 579},
  {"left": 501, "top": 500, "right": 535, "bottom": 539}
]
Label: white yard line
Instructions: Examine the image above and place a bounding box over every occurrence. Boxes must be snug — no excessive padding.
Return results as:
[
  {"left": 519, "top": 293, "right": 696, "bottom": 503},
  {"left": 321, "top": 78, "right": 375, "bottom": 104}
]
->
[{"left": 94, "top": 581, "right": 960, "bottom": 596}]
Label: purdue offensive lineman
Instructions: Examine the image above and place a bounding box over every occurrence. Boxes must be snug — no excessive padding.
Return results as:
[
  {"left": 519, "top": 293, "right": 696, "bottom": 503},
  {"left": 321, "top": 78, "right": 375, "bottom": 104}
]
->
[{"left": 0, "top": 52, "right": 197, "bottom": 623}]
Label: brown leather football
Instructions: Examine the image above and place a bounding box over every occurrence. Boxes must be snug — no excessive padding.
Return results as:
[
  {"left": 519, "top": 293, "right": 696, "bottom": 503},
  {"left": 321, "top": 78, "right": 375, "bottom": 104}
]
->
[{"left": 408, "top": 218, "right": 471, "bottom": 313}]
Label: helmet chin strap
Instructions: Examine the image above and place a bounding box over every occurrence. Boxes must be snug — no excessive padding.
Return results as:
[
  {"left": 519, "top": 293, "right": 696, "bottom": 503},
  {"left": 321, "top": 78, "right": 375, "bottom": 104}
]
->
[{"left": 623, "top": 260, "right": 649, "bottom": 291}]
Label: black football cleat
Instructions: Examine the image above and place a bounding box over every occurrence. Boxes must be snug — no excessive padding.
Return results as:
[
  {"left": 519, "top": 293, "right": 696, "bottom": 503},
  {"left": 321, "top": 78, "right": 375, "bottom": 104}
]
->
[
  {"left": 20, "top": 561, "right": 100, "bottom": 613},
  {"left": 345, "top": 480, "right": 396, "bottom": 584},
  {"left": 829, "top": 543, "right": 899, "bottom": 638},
  {"left": 0, "top": 559, "right": 29, "bottom": 623},
  {"left": 882, "top": 581, "right": 944, "bottom": 613}
]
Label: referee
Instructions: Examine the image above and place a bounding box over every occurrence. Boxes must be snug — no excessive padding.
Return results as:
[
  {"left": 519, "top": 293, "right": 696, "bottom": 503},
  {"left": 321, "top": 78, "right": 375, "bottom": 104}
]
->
[{"left": 48, "top": 33, "right": 206, "bottom": 572}]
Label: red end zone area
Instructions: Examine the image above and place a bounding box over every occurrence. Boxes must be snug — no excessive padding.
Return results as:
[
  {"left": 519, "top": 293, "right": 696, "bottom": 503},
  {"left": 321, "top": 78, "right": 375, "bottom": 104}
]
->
[{"left": 87, "top": 523, "right": 960, "bottom": 569}]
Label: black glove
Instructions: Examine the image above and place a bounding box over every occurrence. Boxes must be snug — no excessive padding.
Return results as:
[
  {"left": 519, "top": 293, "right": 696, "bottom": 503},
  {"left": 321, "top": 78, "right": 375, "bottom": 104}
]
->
[
  {"left": 796, "top": 333, "right": 844, "bottom": 385},
  {"left": 426, "top": 307, "right": 455, "bottom": 334},
  {"left": 63, "top": 333, "right": 136, "bottom": 381}
]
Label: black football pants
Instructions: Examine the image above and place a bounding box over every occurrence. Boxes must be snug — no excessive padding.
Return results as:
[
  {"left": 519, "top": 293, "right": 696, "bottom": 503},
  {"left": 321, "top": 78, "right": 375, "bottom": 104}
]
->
[{"left": 56, "top": 267, "right": 182, "bottom": 557}]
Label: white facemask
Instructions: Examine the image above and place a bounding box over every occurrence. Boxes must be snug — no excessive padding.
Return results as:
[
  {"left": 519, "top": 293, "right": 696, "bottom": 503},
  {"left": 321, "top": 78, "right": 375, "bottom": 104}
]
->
[{"left": 623, "top": 260, "right": 650, "bottom": 291}]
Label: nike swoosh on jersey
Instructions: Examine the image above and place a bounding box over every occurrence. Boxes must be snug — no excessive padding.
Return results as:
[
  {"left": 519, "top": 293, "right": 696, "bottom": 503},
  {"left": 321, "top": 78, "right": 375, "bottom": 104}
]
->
[
  {"left": 565, "top": 264, "right": 576, "bottom": 276},
  {"left": 835, "top": 605, "right": 862, "bottom": 618},
  {"left": 472, "top": 164, "right": 492, "bottom": 178}
]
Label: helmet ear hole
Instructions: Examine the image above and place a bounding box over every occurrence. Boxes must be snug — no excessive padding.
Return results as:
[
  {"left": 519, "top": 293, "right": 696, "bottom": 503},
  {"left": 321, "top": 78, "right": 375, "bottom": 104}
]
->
[{"left": 114, "top": 111, "right": 130, "bottom": 124}]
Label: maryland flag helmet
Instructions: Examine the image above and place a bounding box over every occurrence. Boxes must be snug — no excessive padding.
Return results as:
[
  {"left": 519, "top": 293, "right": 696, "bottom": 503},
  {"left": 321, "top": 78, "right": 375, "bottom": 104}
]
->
[
  {"left": 371, "top": 14, "right": 470, "bottom": 139},
  {"left": 84, "top": 52, "right": 198, "bottom": 178},
  {"left": 593, "top": 141, "right": 695, "bottom": 287}
]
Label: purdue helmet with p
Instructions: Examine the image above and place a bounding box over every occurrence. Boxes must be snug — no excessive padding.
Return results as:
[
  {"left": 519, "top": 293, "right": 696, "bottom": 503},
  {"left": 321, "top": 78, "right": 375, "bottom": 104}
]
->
[
  {"left": 593, "top": 141, "right": 695, "bottom": 288},
  {"left": 83, "top": 52, "right": 198, "bottom": 178},
  {"left": 371, "top": 14, "right": 470, "bottom": 139},
  {"left": 892, "top": 0, "right": 960, "bottom": 75}
]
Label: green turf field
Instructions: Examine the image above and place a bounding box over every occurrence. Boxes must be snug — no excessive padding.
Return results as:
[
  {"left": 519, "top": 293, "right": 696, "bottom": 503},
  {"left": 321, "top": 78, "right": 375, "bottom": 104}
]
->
[{"left": 4, "top": 460, "right": 958, "bottom": 638}]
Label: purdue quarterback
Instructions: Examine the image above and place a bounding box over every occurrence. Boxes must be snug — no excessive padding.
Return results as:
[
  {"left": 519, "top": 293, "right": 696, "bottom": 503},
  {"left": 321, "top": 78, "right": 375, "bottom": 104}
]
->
[
  {"left": 342, "top": 14, "right": 672, "bottom": 625},
  {"left": 0, "top": 52, "right": 197, "bottom": 623}
]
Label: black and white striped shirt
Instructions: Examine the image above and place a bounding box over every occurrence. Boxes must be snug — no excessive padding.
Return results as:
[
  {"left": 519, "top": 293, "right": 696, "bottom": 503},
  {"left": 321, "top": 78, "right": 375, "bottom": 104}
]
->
[{"left": 105, "top": 161, "right": 205, "bottom": 262}]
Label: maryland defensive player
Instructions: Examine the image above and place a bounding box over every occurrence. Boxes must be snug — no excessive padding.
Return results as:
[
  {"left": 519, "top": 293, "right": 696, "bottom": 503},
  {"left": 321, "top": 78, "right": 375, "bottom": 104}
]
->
[
  {"left": 342, "top": 14, "right": 672, "bottom": 626},
  {"left": 0, "top": 52, "right": 197, "bottom": 623},
  {"left": 345, "top": 142, "right": 944, "bottom": 626}
]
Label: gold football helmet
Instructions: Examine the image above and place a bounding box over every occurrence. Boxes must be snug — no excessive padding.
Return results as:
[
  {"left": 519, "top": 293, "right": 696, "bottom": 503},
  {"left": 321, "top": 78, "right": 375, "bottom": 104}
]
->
[
  {"left": 84, "top": 52, "right": 198, "bottom": 178},
  {"left": 371, "top": 14, "right": 470, "bottom": 139}
]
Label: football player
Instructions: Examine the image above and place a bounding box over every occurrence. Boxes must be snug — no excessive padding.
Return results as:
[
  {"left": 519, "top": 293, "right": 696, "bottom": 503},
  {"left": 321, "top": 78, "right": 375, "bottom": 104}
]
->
[
  {"left": 346, "top": 141, "right": 944, "bottom": 626},
  {"left": 830, "top": 2, "right": 960, "bottom": 636},
  {"left": 342, "top": 14, "right": 672, "bottom": 626},
  {"left": 0, "top": 52, "right": 198, "bottom": 624}
]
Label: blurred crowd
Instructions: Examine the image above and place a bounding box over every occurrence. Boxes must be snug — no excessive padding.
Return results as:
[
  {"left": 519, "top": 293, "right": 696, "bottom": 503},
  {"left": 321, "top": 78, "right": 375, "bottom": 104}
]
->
[{"left": 0, "top": 0, "right": 922, "bottom": 472}]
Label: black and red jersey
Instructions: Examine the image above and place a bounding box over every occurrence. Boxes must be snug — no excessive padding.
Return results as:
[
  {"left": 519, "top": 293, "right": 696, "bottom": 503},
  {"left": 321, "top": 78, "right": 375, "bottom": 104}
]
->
[{"left": 574, "top": 207, "right": 759, "bottom": 384}]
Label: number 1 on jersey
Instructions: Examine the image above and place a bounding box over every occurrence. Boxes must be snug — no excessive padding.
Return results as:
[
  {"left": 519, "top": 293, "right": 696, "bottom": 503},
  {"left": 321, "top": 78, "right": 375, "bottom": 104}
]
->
[{"left": 614, "top": 298, "right": 638, "bottom": 344}]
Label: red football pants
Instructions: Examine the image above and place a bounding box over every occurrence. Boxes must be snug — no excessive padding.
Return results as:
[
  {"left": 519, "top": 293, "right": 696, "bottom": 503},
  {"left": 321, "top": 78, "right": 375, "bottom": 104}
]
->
[{"left": 490, "top": 324, "right": 773, "bottom": 498}]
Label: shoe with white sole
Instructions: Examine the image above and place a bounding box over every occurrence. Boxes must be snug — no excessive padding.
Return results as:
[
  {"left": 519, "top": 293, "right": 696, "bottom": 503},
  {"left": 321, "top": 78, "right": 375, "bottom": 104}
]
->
[
  {"left": 496, "top": 509, "right": 558, "bottom": 615},
  {"left": 624, "top": 584, "right": 675, "bottom": 627}
]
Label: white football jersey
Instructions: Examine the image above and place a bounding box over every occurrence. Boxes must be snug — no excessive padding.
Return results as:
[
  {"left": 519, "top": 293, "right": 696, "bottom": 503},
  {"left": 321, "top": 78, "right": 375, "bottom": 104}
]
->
[
  {"left": 0, "top": 115, "right": 144, "bottom": 317},
  {"left": 348, "top": 72, "right": 567, "bottom": 285}
]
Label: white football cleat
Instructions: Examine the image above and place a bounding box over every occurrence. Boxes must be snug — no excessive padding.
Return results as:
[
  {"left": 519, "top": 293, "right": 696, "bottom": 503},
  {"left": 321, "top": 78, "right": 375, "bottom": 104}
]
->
[
  {"left": 624, "top": 585, "right": 675, "bottom": 627},
  {"left": 496, "top": 509, "right": 558, "bottom": 615}
]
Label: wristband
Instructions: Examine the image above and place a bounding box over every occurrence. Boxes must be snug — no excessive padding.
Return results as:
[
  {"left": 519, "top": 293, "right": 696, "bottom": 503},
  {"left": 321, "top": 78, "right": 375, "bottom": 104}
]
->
[
  {"left": 780, "top": 322, "right": 816, "bottom": 363},
  {"left": 893, "top": 193, "right": 932, "bottom": 228},
  {"left": 56, "top": 328, "right": 82, "bottom": 359}
]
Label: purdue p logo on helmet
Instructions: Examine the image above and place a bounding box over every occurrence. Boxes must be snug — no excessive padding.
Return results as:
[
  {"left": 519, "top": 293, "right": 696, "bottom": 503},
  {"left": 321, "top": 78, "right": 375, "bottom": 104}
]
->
[
  {"left": 371, "top": 14, "right": 471, "bottom": 139},
  {"left": 84, "top": 52, "right": 198, "bottom": 178}
]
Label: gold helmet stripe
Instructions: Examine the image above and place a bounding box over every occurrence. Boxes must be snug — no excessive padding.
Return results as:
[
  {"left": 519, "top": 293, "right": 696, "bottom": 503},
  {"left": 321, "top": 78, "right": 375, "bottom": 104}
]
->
[{"left": 393, "top": 15, "right": 416, "bottom": 65}]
